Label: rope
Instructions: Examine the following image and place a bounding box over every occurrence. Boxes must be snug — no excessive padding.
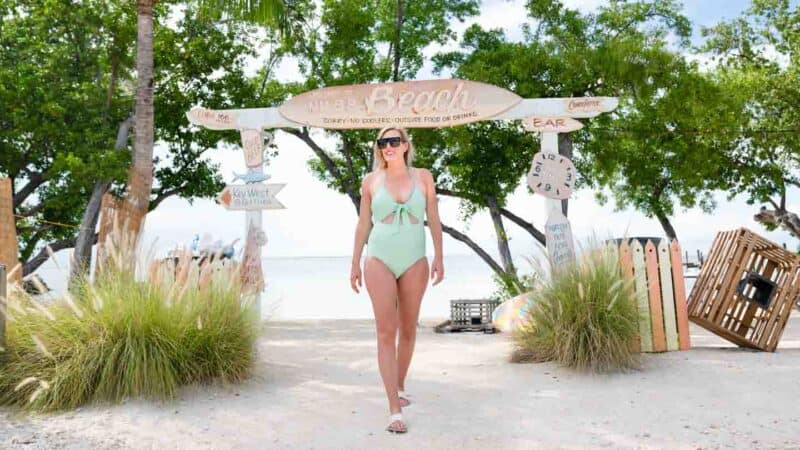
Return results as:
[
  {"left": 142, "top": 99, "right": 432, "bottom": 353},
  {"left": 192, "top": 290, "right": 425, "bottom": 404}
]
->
[{"left": 13, "top": 214, "right": 79, "bottom": 230}]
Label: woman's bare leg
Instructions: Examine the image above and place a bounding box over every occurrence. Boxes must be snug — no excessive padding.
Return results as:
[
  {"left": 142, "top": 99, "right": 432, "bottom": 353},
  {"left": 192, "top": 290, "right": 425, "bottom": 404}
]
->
[
  {"left": 364, "top": 256, "right": 402, "bottom": 415},
  {"left": 396, "top": 257, "right": 429, "bottom": 392}
]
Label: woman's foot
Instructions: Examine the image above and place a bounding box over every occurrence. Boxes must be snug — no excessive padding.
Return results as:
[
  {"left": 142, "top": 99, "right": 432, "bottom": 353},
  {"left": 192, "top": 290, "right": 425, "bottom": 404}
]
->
[
  {"left": 398, "top": 390, "right": 411, "bottom": 407},
  {"left": 386, "top": 412, "right": 407, "bottom": 434}
]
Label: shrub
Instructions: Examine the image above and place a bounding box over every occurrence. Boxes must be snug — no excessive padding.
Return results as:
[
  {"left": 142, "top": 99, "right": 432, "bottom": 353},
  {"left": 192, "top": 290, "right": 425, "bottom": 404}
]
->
[
  {"left": 0, "top": 235, "right": 259, "bottom": 412},
  {"left": 511, "top": 245, "right": 640, "bottom": 372}
]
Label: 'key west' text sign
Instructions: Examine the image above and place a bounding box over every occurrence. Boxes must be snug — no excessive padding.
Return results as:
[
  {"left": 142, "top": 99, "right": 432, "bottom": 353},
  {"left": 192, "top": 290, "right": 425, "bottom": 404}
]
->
[{"left": 279, "top": 79, "right": 522, "bottom": 129}]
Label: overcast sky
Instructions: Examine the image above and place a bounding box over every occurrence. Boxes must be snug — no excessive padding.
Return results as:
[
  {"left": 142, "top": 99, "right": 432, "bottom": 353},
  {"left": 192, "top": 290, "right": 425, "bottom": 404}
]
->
[{"left": 138, "top": 0, "right": 797, "bottom": 263}]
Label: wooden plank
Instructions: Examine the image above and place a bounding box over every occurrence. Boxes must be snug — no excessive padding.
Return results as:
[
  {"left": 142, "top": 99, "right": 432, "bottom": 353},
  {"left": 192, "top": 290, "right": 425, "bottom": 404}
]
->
[
  {"left": 687, "top": 231, "right": 726, "bottom": 315},
  {"left": 764, "top": 265, "right": 800, "bottom": 350},
  {"left": 0, "top": 264, "right": 5, "bottom": 349},
  {"left": 709, "top": 230, "right": 754, "bottom": 321},
  {"left": 658, "top": 240, "right": 679, "bottom": 351},
  {"left": 618, "top": 240, "right": 640, "bottom": 353},
  {"left": 0, "top": 178, "right": 20, "bottom": 284},
  {"left": 186, "top": 97, "right": 620, "bottom": 131},
  {"left": 670, "top": 240, "right": 691, "bottom": 350},
  {"left": 695, "top": 230, "right": 735, "bottom": 316},
  {"left": 631, "top": 240, "right": 653, "bottom": 352},
  {"left": 645, "top": 240, "right": 667, "bottom": 352},
  {"left": 758, "top": 263, "right": 798, "bottom": 351}
]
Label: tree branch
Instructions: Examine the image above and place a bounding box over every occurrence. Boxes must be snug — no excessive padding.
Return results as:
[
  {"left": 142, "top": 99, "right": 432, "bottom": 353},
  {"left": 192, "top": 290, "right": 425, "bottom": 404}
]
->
[
  {"left": 433, "top": 220, "right": 505, "bottom": 275},
  {"left": 13, "top": 172, "right": 47, "bottom": 208},
  {"left": 498, "top": 207, "right": 546, "bottom": 246},
  {"left": 23, "top": 234, "right": 97, "bottom": 276},
  {"left": 149, "top": 183, "right": 186, "bottom": 211},
  {"left": 285, "top": 127, "right": 360, "bottom": 209}
]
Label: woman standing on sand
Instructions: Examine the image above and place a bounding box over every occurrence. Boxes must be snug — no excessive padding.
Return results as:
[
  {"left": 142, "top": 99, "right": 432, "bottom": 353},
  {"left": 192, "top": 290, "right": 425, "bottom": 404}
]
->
[{"left": 350, "top": 127, "right": 445, "bottom": 434}]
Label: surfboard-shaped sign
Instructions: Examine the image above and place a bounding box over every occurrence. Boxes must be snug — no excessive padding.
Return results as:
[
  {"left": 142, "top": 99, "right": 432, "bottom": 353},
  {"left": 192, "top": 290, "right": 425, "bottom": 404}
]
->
[
  {"left": 523, "top": 117, "right": 584, "bottom": 133},
  {"left": 563, "top": 97, "right": 618, "bottom": 115},
  {"left": 278, "top": 79, "right": 522, "bottom": 129}
]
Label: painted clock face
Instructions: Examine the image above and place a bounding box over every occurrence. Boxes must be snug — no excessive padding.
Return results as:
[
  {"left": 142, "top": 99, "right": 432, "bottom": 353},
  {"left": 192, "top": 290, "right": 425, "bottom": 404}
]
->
[{"left": 527, "top": 152, "right": 575, "bottom": 200}]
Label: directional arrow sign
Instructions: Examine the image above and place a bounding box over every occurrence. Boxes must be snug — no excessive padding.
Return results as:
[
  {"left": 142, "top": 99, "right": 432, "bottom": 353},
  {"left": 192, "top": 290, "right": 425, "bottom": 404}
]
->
[
  {"left": 186, "top": 107, "right": 239, "bottom": 130},
  {"left": 218, "top": 183, "right": 286, "bottom": 210},
  {"left": 523, "top": 116, "right": 584, "bottom": 133}
]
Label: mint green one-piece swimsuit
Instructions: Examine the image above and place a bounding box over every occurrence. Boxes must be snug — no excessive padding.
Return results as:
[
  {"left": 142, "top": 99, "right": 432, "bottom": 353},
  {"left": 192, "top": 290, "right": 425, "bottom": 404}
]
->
[{"left": 367, "top": 168, "right": 427, "bottom": 278}]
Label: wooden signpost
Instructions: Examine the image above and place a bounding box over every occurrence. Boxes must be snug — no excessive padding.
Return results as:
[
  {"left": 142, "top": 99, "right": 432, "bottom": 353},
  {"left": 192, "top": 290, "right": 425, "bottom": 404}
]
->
[
  {"left": 0, "top": 178, "right": 20, "bottom": 283},
  {"left": 224, "top": 129, "right": 285, "bottom": 315},
  {"left": 186, "top": 80, "right": 619, "bottom": 130},
  {"left": 522, "top": 110, "right": 616, "bottom": 269},
  {"left": 185, "top": 79, "right": 619, "bottom": 314}
]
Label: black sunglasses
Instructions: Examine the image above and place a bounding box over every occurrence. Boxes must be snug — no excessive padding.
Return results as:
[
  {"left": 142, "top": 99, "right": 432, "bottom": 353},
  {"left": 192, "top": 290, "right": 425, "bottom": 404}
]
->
[{"left": 376, "top": 136, "right": 405, "bottom": 149}]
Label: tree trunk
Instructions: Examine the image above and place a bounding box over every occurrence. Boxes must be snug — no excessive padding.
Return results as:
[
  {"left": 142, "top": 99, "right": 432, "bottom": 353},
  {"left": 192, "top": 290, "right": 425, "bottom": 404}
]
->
[
  {"left": 655, "top": 210, "right": 678, "bottom": 241},
  {"left": 392, "top": 0, "right": 404, "bottom": 82},
  {"left": 487, "top": 196, "right": 524, "bottom": 294},
  {"left": 70, "top": 117, "right": 134, "bottom": 287},
  {"left": 558, "top": 133, "right": 573, "bottom": 217},
  {"left": 123, "top": 0, "right": 156, "bottom": 238},
  {"left": 486, "top": 196, "right": 516, "bottom": 273}
]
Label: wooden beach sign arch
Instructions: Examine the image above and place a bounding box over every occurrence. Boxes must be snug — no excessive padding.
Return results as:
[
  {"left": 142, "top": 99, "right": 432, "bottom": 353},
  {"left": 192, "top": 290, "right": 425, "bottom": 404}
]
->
[{"left": 185, "top": 79, "right": 618, "bottom": 295}]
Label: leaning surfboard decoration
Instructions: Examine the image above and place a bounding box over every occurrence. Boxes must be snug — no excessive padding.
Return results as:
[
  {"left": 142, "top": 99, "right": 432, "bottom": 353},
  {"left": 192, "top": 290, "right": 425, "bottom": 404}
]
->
[{"left": 278, "top": 79, "right": 523, "bottom": 129}]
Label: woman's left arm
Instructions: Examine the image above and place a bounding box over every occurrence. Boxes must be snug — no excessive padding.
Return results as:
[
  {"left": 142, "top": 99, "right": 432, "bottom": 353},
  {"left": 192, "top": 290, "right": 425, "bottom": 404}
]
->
[{"left": 422, "top": 169, "right": 444, "bottom": 285}]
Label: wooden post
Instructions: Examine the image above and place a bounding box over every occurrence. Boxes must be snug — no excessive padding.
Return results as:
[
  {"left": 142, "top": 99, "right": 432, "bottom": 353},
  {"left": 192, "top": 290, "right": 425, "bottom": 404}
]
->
[
  {"left": 540, "top": 132, "right": 576, "bottom": 268},
  {"left": 0, "top": 178, "right": 20, "bottom": 284},
  {"left": 0, "top": 264, "right": 6, "bottom": 350}
]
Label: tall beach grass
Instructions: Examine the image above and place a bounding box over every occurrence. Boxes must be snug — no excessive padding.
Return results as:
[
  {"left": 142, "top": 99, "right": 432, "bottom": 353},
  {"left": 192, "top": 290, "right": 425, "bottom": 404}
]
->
[
  {"left": 512, "top": 244, "right": 640, "bottom": 372},
  {"left": 0, "top": 230, "right": 259, "bottom": 412}
]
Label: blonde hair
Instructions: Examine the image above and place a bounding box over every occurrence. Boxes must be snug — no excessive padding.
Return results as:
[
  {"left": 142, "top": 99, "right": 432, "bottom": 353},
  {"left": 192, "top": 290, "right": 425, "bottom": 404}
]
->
[{"left": 372, "top": 127, "right": 414, "bottom": 171}]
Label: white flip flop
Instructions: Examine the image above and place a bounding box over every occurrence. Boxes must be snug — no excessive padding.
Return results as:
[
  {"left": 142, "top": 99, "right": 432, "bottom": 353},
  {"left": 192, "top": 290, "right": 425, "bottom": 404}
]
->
[
  {"left": 386, "top": 412, "right": 407, "bottom": 434},
  {"left": 398, "top": 390, "right": 411, "bottom": 407}
]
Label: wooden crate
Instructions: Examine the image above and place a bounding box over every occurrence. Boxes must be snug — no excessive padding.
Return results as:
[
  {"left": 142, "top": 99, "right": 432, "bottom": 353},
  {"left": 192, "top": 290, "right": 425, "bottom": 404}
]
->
[
  {"left": 687, "top": 228, "right": 800, "bottom": 352},
  {"left": 449, "top": 299, "right": 499, "bottom": 332},
  {"left": 611, "top": 238, "right": 690, "bottom": 353}
]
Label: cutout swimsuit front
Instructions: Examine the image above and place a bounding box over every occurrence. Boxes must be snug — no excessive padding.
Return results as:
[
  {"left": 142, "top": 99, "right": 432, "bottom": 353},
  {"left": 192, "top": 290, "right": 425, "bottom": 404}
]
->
[{"left": 367, "top": 168, "right": 427, "bottom": 278}]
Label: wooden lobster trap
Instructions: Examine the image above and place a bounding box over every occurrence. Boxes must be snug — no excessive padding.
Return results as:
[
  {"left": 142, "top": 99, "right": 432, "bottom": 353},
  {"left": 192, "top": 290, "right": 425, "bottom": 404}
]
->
[
  {"left": 612, "top": 238, "right": 691, "bottom": 353},
  {"left": 435, "top": 299, "right": 499, "bottom": 333},
  {"left": 688, "top": 228, "right": 800, "bottom": 352}
]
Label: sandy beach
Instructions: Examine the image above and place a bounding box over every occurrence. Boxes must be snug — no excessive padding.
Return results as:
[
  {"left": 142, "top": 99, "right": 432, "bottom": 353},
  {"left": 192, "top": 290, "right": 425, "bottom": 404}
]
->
[{"left": 1, "top": 314, "right": 799, "bottom": 449}]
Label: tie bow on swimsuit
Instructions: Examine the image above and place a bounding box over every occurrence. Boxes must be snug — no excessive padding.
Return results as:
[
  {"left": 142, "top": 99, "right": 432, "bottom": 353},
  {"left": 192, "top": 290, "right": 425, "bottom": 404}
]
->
[{"left": 367, "top": 168, "right": 427, "bottom": 278}]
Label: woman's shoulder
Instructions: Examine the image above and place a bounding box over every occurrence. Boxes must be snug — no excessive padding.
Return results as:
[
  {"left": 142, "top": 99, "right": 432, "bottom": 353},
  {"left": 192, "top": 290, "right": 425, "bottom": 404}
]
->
[
  {"left": 361, "top": 170, "right": 382, "bottom": 194},
  {"left": 363, "top": 169, "right": 382, "bottom": 184},
  {"left": 412, "top": 167, "right": 433, "bottom": 182}
]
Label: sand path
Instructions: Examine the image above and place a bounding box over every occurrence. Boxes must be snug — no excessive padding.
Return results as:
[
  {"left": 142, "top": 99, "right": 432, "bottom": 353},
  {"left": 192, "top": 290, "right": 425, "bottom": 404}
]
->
[{"left": 2, "top": 315, "right": 799, "bottom": 449}]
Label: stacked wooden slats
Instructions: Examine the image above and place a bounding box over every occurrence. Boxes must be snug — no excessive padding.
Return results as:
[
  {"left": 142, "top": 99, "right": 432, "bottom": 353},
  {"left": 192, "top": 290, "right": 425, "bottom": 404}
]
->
[
  {"left": 688, "top": 228, "right": 800, "bottom": 352},
  {"left": 610, "top": 238, "right": 690, "bottom": 352},
  {"left": 0, "top": 178, "right": 20, "bottom": 283}
]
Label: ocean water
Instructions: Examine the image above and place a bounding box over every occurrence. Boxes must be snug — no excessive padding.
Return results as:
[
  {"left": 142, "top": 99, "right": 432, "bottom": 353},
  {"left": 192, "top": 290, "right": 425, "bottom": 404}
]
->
[{"left": 261, "top": 254, "right": 499, "bottom": 320}]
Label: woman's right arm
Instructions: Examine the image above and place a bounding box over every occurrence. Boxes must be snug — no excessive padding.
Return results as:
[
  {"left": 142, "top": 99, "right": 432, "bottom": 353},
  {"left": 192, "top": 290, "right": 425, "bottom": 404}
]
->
[{"left": 350, "top": 174, "right": 374, "bottom": 293}]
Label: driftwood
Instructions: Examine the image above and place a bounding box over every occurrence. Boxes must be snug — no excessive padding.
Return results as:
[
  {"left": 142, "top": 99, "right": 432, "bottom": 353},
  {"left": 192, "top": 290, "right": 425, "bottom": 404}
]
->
[{"left": 754, "top": 206, "right": 800, "bottom": 238}]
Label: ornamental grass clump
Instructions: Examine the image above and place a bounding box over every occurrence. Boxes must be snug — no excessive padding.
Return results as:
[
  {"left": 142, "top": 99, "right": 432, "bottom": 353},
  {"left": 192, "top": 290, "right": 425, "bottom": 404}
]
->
[
  {"left": 0, "top": 230, "right": 259, "bottom": 412},
  {"left": 512, "top": 245, "right": 640, "bottom": 372}
]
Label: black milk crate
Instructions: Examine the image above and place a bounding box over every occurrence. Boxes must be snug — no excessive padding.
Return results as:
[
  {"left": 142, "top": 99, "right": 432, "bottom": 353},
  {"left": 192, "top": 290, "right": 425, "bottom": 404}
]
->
[{"left": 449, "top": 299, "right": 499, "bottom": 332}]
